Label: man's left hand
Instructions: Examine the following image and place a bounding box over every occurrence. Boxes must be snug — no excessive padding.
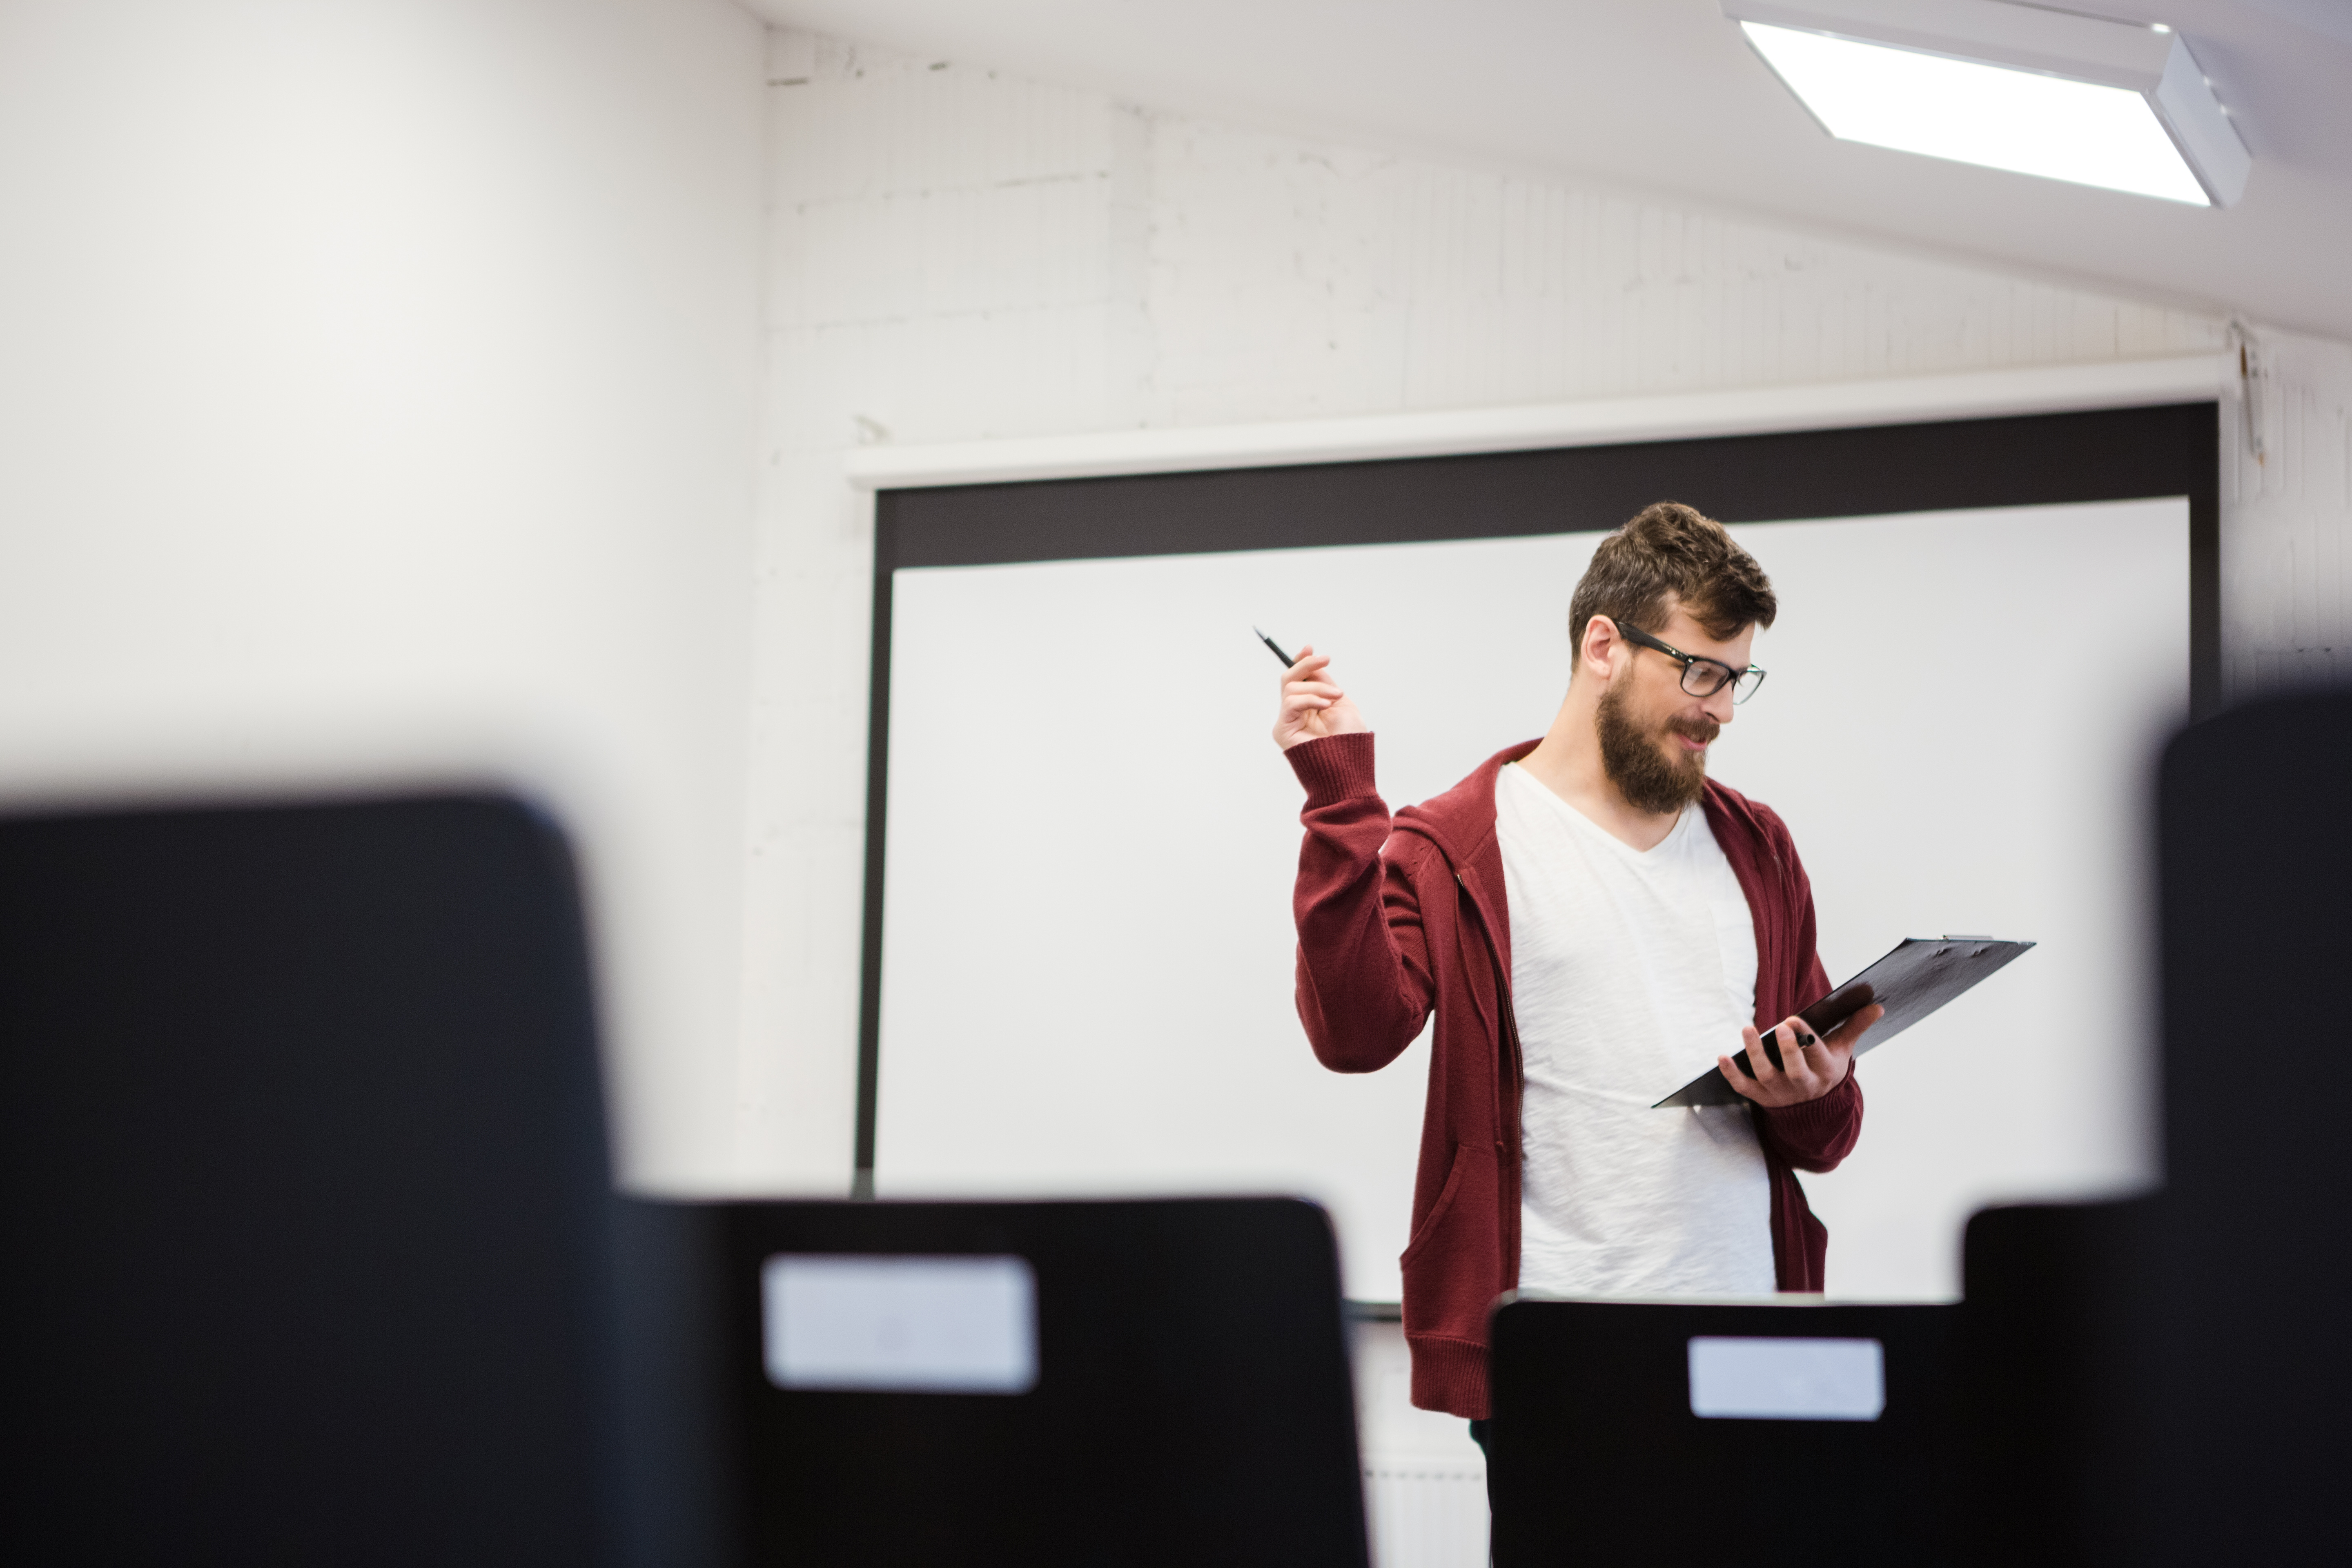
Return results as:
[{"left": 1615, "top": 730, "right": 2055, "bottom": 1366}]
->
[{"left": 1719, "top": 1004, "right": 1885, "bottom": 1107}]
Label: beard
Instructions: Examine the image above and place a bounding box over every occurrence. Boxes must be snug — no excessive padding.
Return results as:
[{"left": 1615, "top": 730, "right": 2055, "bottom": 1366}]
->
[{"left": 1596, "top": 679, "right": 1718, "bottom": 815}]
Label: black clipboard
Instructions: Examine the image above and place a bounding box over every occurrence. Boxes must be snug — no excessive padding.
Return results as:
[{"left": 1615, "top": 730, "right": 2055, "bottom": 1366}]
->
[{"left": 1654, "top": 936, "right": 2036, "bottom": 1109}]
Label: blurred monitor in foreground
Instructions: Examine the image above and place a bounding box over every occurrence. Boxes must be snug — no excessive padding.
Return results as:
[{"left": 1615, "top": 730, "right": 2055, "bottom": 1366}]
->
[
  {"left": 712, "top": 1197, "right": 1368, "bottom": 1568},
  {"left": 0, "top": 795, "right": 674, "bottom": 1567},
  {"left": 1486, "top": 1296, "right": 1957, "bottom": 1566},
  {"left": 2153, "top": 689, "right": 2352, "bottom": 1565}
]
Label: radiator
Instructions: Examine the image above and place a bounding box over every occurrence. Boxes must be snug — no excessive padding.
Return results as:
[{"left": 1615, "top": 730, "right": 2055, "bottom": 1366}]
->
[{"left": 1362, "top": 1457, "right": 1489, "bottom": 1568}]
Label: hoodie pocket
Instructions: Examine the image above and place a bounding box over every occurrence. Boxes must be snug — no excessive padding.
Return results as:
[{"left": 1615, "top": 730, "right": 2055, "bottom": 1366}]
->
[
  {"left": 1399, "top": 1143, "right": 1468, "bottom": 1267},
  {"left": 1399, "top": 1141, "right": 1501, "bottom": 1339},
  {"left": 1392, "top": 1147, "right": 1468, "bottom": 1269}
]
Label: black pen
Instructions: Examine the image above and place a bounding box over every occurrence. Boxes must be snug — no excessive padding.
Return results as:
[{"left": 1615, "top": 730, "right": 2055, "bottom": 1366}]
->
[{"left": 1254, "top": 626, "right": 1297, "bottom": 668}]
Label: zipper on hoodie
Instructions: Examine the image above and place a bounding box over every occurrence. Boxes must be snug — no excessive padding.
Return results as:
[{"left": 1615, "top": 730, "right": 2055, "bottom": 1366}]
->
[{"left": 1458, "top": 871, "right": 1525, "bottom": 1282}]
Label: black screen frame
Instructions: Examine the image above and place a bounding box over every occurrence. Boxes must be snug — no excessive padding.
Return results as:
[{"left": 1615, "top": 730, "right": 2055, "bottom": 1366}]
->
[{"left": 854, "top": 401, "right": 2221, "bottom": 1184}]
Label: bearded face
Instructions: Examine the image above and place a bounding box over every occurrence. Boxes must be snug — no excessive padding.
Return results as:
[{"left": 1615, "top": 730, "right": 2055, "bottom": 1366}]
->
[{"left": 1595, "top": 673, "right": 1719, "bottom": 815}]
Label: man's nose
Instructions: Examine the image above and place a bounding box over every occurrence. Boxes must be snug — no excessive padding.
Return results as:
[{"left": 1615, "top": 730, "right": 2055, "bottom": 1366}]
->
[{"left": 1703, "top": 683, "right": 1737, "bottom": 724}]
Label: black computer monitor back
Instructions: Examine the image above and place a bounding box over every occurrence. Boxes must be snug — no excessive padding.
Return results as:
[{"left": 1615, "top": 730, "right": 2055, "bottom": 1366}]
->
[
  {"left": 716, "top": 1197, "right": 1369, "bottom": 1568},
  {"left": 1956, "top": 1197, "right": 2159, "bottom": 1568},
  {"left": 2155, "top": 689, "right": 2352, "bottom": 1563},
  {"left": 0, "top": 795, "right": 624, "bottom": 1566},
  {"left": 1488, "top": 1298, "right": 1960, "bottom": 1568}
]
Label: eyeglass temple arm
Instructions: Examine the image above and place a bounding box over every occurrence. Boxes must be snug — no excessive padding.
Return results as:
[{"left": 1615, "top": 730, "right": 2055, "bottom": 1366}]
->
[{"left": 1619, "top": 622, "right": 1762, "bottom": 692}]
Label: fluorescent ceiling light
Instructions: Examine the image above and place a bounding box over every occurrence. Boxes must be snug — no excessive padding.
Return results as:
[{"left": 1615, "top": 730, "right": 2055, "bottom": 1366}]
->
[
  {"left": 1723, "top": 0, "right": 2250, "bottom": 206},
  {"left": 1742, "top": 21, "right": 2205, "bottom": 203}
]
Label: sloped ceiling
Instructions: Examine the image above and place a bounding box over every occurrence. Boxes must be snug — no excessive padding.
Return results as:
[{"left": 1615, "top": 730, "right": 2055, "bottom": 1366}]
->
[{"left": 743, "top": 0, "right": 2352, "bottom": 340}]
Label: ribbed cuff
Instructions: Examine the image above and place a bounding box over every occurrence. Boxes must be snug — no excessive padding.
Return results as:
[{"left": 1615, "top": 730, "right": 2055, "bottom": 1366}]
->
[
  {"left": 1761, "top": 1073, "right": 1853, "bottom": 1145},
  {"left": 1406, "top": 1335, "right": 1491, "bottom": 1421},
  {"left": 1284, "top": 731, "right": 1377, "bottom": 807}
]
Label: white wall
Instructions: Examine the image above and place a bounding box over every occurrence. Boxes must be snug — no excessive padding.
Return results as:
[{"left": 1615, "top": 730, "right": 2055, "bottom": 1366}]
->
[
  {"left": 0, "top": 0, "right": 768, "bottom": 1191},
  {"left": 8, "top": 1, "right": 2331, "bottom": 1253},
  {"left": 746, "top": 27, "right": 2352, "bottom": 1196}
]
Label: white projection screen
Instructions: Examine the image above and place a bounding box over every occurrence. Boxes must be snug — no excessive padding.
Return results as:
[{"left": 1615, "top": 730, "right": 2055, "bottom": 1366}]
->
[{"left": 860, "top": 408, "right": 2218, "bottom": 1303}]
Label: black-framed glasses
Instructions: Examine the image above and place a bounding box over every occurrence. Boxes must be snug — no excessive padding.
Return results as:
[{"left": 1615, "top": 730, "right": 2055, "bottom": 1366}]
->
[{"left": 1617, "top": 622, "right": 1767, "bottom": 704}]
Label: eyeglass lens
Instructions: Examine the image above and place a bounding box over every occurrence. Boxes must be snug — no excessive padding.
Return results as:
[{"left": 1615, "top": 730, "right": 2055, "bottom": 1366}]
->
[{"left": 1679, "top": 662, "right": 1764, "bottom": 703}]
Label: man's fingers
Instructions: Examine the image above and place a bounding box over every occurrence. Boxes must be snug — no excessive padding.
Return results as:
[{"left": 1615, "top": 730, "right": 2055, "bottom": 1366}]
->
[
  {"left": 1777, "top": 1016, "right": 1823, "bottom": 1083},
  {"left": 1283, "top": 682, "right": 1346, "bottom": 726},
  {"left": 1275, "top": 646, "right": 1369, "bottom": 745},
  {"left": 1730, "top": 1025, "right": 1784, "bottom": 1094},
  {"left": 1762, "top": 1022, "right": 1831, "bottom": 1101},
  {"left": 1272, "top": 646, "right": 1342, "bottom": 749},
  {"left": 1718, "top": 1053, "right": 1768, "bottom": 1104},
  {"left": 1781, "top": 1011, "right": 1856, "bottom": 1098},
  {"left": 1714, "top": 1016, "right": 1855, "bottom": 1108}
]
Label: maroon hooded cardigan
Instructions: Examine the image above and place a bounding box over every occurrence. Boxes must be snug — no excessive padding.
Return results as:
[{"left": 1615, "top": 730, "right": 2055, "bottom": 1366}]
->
[{"left": 1288, "top": 732, "right": 1864, "bottom": 1419}]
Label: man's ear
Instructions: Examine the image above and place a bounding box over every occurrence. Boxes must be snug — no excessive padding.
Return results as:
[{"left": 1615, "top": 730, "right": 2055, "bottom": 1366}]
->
[{"left": 1579, "top": 615, "right": 1621, "bottom": 680}]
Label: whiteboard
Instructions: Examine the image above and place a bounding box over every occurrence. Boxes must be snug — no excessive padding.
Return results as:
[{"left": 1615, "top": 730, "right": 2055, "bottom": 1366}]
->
[{"left": 874, "top": 498, "right": 2187, "bottom": 1301}]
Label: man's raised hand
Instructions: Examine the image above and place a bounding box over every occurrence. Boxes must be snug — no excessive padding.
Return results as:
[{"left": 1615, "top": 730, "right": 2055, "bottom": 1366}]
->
[
  {"left": 1719, "top": 1004, "right": 1885, "bottom": 1108},
  {"left": 1272, "top": 645, "right": 1369, "bottom": 751}
]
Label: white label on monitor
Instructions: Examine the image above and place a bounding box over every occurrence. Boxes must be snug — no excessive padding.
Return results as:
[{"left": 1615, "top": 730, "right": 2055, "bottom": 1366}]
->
[
  {"left": 1687, "top": 1336, "right": 1884, "bottom": 1421},
  {"left": 762, "top": 1254, "right": 1038, "bottom": 1393}
]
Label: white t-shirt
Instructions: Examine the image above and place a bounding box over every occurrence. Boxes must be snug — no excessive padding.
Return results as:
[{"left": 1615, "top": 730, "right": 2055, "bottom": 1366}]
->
[{"left": 1494, "top": 762, "right": 1777, "bottom": 1297}]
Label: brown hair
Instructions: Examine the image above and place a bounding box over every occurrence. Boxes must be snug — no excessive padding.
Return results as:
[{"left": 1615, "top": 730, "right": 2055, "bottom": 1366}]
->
[{"left": 1567, "top": 501, "right": 1776, "bottom": 664}]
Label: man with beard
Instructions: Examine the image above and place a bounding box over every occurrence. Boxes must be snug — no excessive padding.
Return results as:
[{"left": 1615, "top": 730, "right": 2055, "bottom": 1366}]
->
[{"left": 1272, "top": 501, "right": 1881, "bottom": 1434}]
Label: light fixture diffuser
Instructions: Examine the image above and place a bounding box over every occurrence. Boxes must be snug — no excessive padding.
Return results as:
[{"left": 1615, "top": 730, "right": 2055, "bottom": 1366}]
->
[{"left": 1722, "top": 0, "right": 2249, "bottom": 206}]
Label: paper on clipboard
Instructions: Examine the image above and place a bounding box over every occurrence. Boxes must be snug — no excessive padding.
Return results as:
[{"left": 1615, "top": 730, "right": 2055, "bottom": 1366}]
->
[{"left": 1655, "top": 936, "right": 2036, "bottom": 1109}]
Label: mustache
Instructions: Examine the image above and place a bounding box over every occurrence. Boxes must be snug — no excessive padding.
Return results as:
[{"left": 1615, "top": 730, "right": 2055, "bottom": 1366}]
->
[{"left": 1666, "top": 714, "right": 1720, "bottom": 746}]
